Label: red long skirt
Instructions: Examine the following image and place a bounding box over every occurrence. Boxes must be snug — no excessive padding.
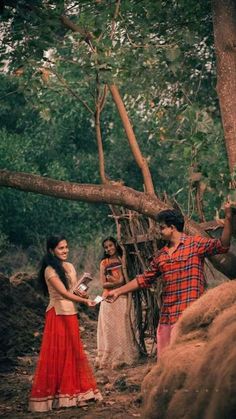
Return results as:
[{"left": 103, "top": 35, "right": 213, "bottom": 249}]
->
[{"left": 29, "top": 308, "right": 102, "bottom": 412}]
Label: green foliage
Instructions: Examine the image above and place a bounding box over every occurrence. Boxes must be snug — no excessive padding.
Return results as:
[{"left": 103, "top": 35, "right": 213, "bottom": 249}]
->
[
  {"left": 0, "top": 0, "right": 230, "bottom": 252},
  {"left": 0, "top": 74, "right": 114, "bottom": 249}
]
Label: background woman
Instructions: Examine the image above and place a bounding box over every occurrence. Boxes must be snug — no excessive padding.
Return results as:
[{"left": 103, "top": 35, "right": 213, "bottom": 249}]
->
[
  {"left": 96, "top": 237, "right": 139, "bottom": 370},
  {"left": 29, "top": 235, "right": 102, "bottom": 412}
]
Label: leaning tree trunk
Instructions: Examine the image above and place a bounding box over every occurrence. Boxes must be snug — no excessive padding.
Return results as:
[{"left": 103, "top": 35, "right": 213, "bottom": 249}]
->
[
  {"left": 212, "top": 0, "right": 236, "bottom": 177},
  {"left": 1, "top": 169, "right": 236, "bottom": 279},
  {"left": 109, "top": 85, "right": 156, "bottom": 195}
]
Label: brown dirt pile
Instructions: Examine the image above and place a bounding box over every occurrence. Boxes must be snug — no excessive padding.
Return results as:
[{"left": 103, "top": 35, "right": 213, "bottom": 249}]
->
[
  {"left": 142, "top": 281, "right": 236, "bottom": 419},
  {"left": 0, "top": 272, "right": 46, "bottom": 370},
  {"left": 0, "top": 271, "right": 98, "bottom": 371}
]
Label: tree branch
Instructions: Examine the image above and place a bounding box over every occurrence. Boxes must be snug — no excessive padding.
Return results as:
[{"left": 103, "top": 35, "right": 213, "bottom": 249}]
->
[
  {"left": 60, "top": 15, "right": 94, "bottom": 42},
  {"left": 111, "top": 0, "right": 121, "bottom": 40},
  {"left": 0, "top": 169, "right": 159, "bottom": 215},
  {"left": 109, "top": 84, "right": 156, "bottom": 195},
  {"left": 99, "top": 84, "right": 108, "bottom": 112},
  {"left": 60, "top": 15, "right": 95, "bottom": 52},
  {"left": 50, "top": 68, "right": 94, "bottom": 115},
  {"left": 95, "top": 106, "right": 110, "bottom": 184},
  {"left": 0, "top": 169, "right": 236, "bottom": 278}
]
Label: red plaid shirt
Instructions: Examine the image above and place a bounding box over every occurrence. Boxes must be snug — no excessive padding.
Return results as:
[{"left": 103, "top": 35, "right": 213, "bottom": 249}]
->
[{"left": 137, "top": 234, "right": 229, "bottom": 325}]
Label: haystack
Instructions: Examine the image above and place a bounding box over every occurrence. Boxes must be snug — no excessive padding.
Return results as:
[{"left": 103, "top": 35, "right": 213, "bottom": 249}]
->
[{"left": 142, "top": 281, "right": 236, "bottom": 419}]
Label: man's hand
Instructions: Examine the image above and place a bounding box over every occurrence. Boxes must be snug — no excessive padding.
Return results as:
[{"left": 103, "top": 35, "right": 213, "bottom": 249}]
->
[
  {"left": 224, "top": 199, "right": 232, "bottom": 220},
  {"left": 105, "top": 278, "right": 139, "bottom": 302},
  {"left": 106, "top": 289, "right": 120, "bottom": 303},
  {"left": 220, "top": 198, "right": 233, "bottom": 248}
]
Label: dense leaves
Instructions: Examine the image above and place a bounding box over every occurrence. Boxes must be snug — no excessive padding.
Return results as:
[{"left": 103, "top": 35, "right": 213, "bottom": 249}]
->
[{"left": 0, "top": 0, "right": 230, "bottom": 250}]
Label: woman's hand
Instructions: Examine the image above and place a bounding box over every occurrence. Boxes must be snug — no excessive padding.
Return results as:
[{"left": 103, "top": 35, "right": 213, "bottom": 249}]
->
[
  {"left": 74, "top": 289, "right": 89, "bottom": 298},
  {"left": 86, "top": 299, "right": 96, "bottom": 307}
]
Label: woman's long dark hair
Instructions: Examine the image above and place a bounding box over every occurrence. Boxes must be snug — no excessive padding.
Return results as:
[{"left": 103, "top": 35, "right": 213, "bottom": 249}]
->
[
  {"left": 101, "top": 236, "right": 123, "bottom": 260},
  {"left": 38, "top": 235, "right": 69, "bottom": 295}
]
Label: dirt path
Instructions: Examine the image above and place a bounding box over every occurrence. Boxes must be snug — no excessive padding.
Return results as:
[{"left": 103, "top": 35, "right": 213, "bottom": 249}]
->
[{"left": 0, "top": 314, "right": 155, "bottom": 418}]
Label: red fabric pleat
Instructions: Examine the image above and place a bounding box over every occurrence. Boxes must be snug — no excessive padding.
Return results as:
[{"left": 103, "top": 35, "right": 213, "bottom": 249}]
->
[{"left": 30, "top": 308, "right": 97, "bottom": 400}]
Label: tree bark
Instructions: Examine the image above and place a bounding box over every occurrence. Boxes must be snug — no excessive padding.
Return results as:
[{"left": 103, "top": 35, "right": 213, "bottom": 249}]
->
[
  {"left": 1, "top": 169, "right": 236, "bottom": 279},
  {"left": 95, "top": 83, "right": 109, "bottom": 184},
  {"left": 109, "top": 84, "right": 156, "bottom": 195},
  {"left": 0, "top": 169, "right": 160, "bottom": 215},
  {"left": 95, "top": 107, "right": 109, "bottom": 184},
  {"left": 212, "top": 0, "right": 236, "bottom": 175}
]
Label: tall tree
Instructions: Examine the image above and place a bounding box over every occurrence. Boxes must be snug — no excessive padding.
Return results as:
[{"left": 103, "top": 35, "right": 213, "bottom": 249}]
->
[
  {"left": 0, "top": 0, "right": 234, "bottom": 277},
  {"left": 212, "top": 0, "right": 236, "bottom": 178}
]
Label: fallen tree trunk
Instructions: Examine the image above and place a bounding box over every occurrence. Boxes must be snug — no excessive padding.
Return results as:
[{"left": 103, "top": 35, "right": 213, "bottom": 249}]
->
[{"left": 0, "top": 169, "right": 236, "bottom": 278}]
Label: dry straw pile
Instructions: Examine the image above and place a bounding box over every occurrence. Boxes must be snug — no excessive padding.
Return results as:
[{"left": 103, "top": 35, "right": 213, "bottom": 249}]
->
[{"left": 142, "top": 281, "right": 236, "bottom": 419}]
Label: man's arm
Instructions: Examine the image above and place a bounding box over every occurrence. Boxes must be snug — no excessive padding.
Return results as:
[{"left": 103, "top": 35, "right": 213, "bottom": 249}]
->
[
  {"left": 196, "top": 201, "right": 232, "bottom": 256},
  {"left": 107, "top": 256, "right": 161, "bottom": 302},
  {"left": 107, "top": 278, "right": 139, "bottom": 301},
  {"left": 220, "top": 201, "right": 232, "bottom": 247}
]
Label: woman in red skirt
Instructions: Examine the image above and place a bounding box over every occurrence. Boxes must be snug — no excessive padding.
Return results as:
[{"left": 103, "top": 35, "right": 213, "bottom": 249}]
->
[{"left": 29, "top": 235, "right": 102, "bottom": 412}]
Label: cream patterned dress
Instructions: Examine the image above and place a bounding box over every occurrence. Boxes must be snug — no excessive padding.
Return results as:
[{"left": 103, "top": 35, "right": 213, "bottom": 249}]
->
[{"left": 96, "top": 258, "right": 139, "bottom": 369}]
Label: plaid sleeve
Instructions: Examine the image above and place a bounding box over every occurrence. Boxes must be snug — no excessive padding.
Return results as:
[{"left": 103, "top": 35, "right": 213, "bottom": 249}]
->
[
  {"left": 195, "top": 236, "right": 229, "bottom": 257},
  {"left": 136, "top": 258, "right": 160, "bottom": 288}
]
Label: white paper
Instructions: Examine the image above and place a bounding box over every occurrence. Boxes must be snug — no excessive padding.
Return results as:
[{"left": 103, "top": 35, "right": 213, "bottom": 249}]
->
[
  {"left": 93, "top": 295, "right": 105, "bottom": 304},
  {"left": 78, "top": 283, "right": 87, "bottom": 291}
]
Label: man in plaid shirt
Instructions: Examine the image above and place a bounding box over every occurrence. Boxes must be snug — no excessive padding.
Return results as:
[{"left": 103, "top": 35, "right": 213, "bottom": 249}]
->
[{"left": 107, "top": 202, "right": 232, "bottom": 357}]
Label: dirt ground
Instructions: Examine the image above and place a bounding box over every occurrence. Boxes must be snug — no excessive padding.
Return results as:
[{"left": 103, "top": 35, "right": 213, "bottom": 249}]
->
[
  {"left": 0, "top": 256, "right": 232, "bottom": 419},
  {"left": 0, "top": 310, "right": 156, "bottom": 419},
  {"left": 0, "top": 262, "right": 233, "bottom": 419}
]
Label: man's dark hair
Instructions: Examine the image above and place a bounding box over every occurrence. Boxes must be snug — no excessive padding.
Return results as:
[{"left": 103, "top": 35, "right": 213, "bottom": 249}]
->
[{"left": 156, "top": 209, "right": 184, "bottom": 232}]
